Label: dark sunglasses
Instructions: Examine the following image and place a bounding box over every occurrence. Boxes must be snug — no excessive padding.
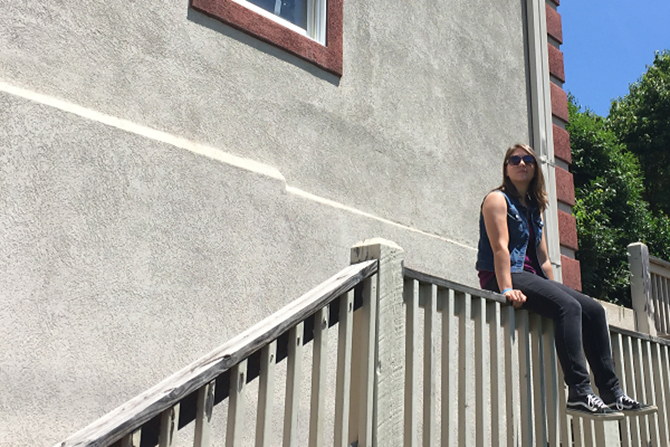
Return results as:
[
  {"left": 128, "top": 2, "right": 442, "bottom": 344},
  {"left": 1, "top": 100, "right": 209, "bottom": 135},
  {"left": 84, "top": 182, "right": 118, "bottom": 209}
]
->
[{"left": 507, "top": 155, "right": 536, "bottom": 166}]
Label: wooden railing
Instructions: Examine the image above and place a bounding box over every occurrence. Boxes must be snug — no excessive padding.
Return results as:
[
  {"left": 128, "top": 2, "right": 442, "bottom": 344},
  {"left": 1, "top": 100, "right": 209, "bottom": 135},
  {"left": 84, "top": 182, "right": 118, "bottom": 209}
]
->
[
  {"left": 55, "top": 239, "right": 670, "bottom": 447},
  {"left": 403, "top": 267, "right": 670, "bottom": 447},
  {"left": 54, "top": 254, "right": 380, "bottom": 447},
  {"left": 629, "top": 242, "right": 670, "bottom": 338}
]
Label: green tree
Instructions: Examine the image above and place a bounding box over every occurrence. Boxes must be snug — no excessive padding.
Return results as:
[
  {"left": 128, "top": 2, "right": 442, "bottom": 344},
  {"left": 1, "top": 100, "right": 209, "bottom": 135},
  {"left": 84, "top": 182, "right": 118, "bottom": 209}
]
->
[
  {"left": 568, "top": 99, "right": 656, "bottom": 306},
  {"left": 609, "top": 50, "right": 670, "bottom": 215}
]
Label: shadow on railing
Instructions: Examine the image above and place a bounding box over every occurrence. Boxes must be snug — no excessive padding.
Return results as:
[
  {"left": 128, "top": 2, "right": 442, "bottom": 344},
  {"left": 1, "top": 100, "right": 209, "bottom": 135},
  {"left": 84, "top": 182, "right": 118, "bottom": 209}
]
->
[{"left": 54, "top": 239, "right": 670, "bottom": 447}]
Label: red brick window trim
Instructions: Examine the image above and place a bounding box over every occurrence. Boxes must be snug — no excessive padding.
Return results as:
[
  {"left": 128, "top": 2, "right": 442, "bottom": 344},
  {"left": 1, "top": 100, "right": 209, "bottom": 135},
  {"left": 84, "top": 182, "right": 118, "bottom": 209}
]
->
[{"left": 192, "top": 0, "right": 343, "bottom": 76}]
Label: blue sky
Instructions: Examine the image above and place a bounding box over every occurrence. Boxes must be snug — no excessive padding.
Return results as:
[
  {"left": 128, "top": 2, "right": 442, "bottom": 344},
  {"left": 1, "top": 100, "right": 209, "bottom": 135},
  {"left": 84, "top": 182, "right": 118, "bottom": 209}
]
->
[{"left": 560, "top": 1, "right": 670, "bottom": 117}]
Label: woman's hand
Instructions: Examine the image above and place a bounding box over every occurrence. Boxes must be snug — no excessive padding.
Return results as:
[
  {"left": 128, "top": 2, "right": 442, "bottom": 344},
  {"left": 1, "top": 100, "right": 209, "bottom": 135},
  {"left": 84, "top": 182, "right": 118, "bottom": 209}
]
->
[{"left": 503, "top": 289, "right": 527, "bottom": 308}]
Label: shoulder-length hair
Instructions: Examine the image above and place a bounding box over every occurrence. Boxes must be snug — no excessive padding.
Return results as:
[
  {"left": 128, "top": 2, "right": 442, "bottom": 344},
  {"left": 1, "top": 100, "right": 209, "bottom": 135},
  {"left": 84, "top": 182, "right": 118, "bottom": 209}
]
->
[{"left": 498, "top": 143, "right": 548, "bottom": 213}]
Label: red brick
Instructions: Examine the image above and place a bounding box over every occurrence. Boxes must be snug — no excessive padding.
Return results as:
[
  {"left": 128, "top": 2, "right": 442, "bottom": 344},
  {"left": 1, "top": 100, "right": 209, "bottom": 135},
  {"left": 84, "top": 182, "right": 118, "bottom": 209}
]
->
[
  {"left": 546, "top": 4, "right": 563, "bottom": 43},
  {"left": 551, "top": 83, "right": 569, "bottom": 122},
  {"left": 555, "top": 166, "right": 575, "bottom": 206},
  {"left": 558, "top": 209, "right": 578, "bottom": 251},
  {"left": 553, "top": 125, "right": 572, "bottom": 164},
  {"left": 561, "top": 255, "right": 582, "bottom": 291},
  {"left": 548, "top": 44, "right": 565, "bottom": 82}
]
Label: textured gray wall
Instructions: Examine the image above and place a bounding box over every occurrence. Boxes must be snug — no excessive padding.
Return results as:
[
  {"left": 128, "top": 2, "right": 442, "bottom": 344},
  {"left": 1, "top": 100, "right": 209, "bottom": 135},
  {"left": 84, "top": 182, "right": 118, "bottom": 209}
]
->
[{"left": 0, "top": 0, "right": 531, "bottom": 444}]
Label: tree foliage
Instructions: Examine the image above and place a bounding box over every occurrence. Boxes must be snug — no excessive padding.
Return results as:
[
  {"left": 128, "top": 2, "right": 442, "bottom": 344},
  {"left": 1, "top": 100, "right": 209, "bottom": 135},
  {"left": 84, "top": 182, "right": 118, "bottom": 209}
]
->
[
  {"left": 568, "top": 51, "right": 670, "bottom": 307},
  {"left": 609, "top": 50, "right": 670, "bottom": 215}
]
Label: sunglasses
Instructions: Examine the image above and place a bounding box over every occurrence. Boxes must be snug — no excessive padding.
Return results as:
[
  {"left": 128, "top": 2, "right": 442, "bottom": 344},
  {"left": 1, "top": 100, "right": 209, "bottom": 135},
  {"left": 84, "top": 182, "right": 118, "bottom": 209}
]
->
[{"left": 507, "top": 155, "right": 536, "bottom": 166}]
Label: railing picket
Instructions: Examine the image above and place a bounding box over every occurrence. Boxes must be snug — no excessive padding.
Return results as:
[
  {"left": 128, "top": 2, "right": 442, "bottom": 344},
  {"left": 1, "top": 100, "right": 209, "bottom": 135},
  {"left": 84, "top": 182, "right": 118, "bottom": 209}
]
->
[
  {"left": 194, "top": 381, "right": 215, "bottom": 447},
  {"left": 488, "top": 301, "right": 505, "bottom": 447},
  {"left": 309, "top": 307, "right": 329, "bottom": 447},
  {"left": 641, "top": 340, "right": 661, "bottom": 446},
  {"left": 540, "top": 319, "right": 559, "bottom": 447},
  {"left": 503, "top": 304, "right": 520, "bottom": 447},
  {"left": 226, "top": 360, "right": 248, "bottom": 447},
  {"left": 334, "top": 291, "right": 354, "bottom": 447},
  {"left": 159, "top": 404, "right": 180, "bottom": 447},
  {"left": 660, "top": 345, "right": 670, "bottom": 444},
  {"left": 422, "top": 283, "right": 438, "bottom": 447},
  {"left": 632, "top": 338, "right": 651, "bottom": 444},
  {"left": 623, "top": 335, "right": 642, "bottom": 444},
  {"left": 283, "top": 322, "right": 304, "bottom": 447},
  {"left": 349, "top": 276, "right": 375, "bottom": 447},
  {"left": 516, "top": 310, "right": 534, "bottom": 446},
  {"left": 610, "top": 333, "right": 629, "bottom": 447},
  {"left": 663, "top": 276, "right": 670, "bottom": 334},
  {"left": 529, "top": 314, "right": 547, "bottom": 444},
  {"left": 255, "top": 341, "right": 276, "bottom": 447},
  {"left": 474, "top": 296, "right": 489, "bottom": 447},
  {"left": 121, "top": 429, "right": 141, "bottom": 447},
  {"left": 457, "top": 293, "right": 474, "bottom": 446},
  {"left": 441, "top": 289, "right": 457, "bottom": 447}
]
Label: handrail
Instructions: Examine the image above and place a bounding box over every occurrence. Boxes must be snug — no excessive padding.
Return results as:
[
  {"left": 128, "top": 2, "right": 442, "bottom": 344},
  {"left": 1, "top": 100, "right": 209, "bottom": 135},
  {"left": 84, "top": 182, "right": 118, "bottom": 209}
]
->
[
  {"left": 54, "top": 259, "right": 378, "bottom": 447},
  {"left": 403, "top": 266, "right": 508, "bottom": 305}
]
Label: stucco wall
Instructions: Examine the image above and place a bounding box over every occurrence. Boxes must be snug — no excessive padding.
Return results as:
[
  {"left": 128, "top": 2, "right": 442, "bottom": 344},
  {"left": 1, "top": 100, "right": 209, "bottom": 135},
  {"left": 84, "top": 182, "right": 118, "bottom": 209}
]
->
[{"left": 0, "top": 0, "right": 532, "bottom": 444}]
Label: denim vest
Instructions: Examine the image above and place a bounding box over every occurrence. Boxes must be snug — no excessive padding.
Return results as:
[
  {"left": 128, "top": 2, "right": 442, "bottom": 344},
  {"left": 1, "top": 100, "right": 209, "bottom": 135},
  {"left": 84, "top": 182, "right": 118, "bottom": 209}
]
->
[{"left": 475, "top": 190, "right": 544, "bottom": 274}]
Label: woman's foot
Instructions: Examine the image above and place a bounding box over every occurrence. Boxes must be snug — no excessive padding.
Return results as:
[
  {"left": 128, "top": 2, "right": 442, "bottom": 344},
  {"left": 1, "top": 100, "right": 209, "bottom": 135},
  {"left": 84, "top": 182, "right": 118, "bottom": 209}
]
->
[
  {"left": 604, "top": 394, "right": 657, "bottom": 415},
  {"left": 566, "top": 393, "right": 624, "bottom": 419}
]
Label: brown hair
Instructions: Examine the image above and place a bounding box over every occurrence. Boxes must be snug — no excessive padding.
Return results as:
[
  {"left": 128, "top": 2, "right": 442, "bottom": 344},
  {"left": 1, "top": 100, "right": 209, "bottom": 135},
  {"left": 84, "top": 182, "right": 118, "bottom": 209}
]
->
[{"left": 498, "top": 143, "right": 548, "bottom": 213}]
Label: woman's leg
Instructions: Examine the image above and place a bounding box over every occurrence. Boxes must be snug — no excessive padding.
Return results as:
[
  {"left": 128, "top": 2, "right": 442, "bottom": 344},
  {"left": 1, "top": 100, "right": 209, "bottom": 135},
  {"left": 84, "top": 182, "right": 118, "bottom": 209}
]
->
[
  {"left": 509, "top": 272, "right": 593, "bottom": 397},
  {"left": 548, "top": 280, "right": 621, "bottom": 398}
]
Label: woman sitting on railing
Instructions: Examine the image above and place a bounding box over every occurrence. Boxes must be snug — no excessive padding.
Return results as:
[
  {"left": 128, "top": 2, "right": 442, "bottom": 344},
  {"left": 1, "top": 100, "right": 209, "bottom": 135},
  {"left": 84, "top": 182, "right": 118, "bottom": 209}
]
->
[{"left": 476, "top": 143, "right": 654, "bottom": 417}]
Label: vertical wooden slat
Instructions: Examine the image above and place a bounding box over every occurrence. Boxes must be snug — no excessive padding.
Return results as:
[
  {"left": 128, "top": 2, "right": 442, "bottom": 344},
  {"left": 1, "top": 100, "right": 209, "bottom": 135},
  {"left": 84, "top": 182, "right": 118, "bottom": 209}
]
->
[
  {"left": 529, "top": 314, "right": 547, "bottom": 445},
  {"left": 503, "top": 304, "right": 520, "bottom": 447},
  {"left": 660, "top": 344, "right": 670, "bottom": 444},
  {"left": 309, "top": 307, "right": 329, "bottom": 447},
  {"left": 642, "top": 340, "right": 661, "bottom": 446},
  {"left": 623, "top": 335, "right": 642, "bottom": 445},
  {"left": 334, "top": 291, "right": 354, "bottom": 447},
  {"left": 474, "top": 296, "right": 489, "bottom": 447},
  {"left": 194, "top": 381, "right": 215, "bottom": 447},
  {"left": 441, "top": 289, "right": 457, "bottom": 447},
  {"left": 256, "top": 341, "right": 277, "bottom": 447},
  {"left": 226, "top": 360, "right": 248, "bottom": 447},
  {"left": 283, "top": 322, "right": 304, "bottom": 447},
  {"left": 159, "top": 404, "right": 180, "bottom": 447},
  {"left": 650, "top": 341, "right": 669, "bottom": 445},
  {"left": 422, "top": 284, "right": 438, "bottom": 447},
  {"left": 556, "top": 367, "right": 573, "bottom": 447},
  {"left": 541, "top": 319, "right": 559, "bottom": 447},
  {"left": 611, "top": 332, "right": 632, "bottom": 447},
  {"left": 663, "top": 277, "right": 670, "bottom": 333},
  {"left": 516, "top": 310, "right": 534, "bottom": 446},
  {"left": 457, "top": 293, "right": 474, "bottom": 446},
  {"left": 349, "top": 276, "right": 375, "bottom": 447},
  {"left": 632, "top": 338, "right": 650, "bottom": 444},
  {"left": 403, "top": 279, "right": 419, "bottom": 447},
  {"left": 121, "top": 429, "right": 141, "bottom": 447},
  {"left": 572, "top": 417, "right": 585, "bottom": 447},
  {"left": 488, "top": 301, "right": 505, "bottom": 447}
]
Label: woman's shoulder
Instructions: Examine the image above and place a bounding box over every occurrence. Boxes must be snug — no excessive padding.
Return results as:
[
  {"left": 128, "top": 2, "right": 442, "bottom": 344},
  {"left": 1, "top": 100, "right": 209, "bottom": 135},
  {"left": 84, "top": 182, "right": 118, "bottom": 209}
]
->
[{"left": 482, "top": 189, "right": 508, "bottom": 211}]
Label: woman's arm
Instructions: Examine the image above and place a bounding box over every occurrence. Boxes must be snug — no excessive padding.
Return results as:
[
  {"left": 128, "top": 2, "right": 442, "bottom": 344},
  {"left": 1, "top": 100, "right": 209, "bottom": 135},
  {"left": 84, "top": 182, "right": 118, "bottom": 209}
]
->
[
  {"left": 481, "top": 192, "right": 527, "bottom": 308},
  {"left": 536, "top": 224, "right": 555, "bottom": 281}
]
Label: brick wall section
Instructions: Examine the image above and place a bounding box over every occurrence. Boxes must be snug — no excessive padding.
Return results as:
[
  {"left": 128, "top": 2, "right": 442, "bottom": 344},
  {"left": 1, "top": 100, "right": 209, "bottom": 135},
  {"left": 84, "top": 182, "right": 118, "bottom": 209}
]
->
[
  {"left": 546, "top": 4, "right": 563, "bottom": 43},
  {"left": 561, "top": 255, "right": 582, "bottom": 291},
  {"left": 546, "top": 1, "right": 581, "bottom": 290},
  {"left": 548, "top": 45, "right": 565, "bottom": 82},
  {"left": 555, "top": 166, "right": 575, "bottom": 206},
  {"left": 558, "top": 210, "right": 578, "bottom": 250},
  {"left": 553, "top": 124, "right": 572, "bottom": 163},
  {"left": 550, "top": 83, "right": 569, "bottom": 122}
]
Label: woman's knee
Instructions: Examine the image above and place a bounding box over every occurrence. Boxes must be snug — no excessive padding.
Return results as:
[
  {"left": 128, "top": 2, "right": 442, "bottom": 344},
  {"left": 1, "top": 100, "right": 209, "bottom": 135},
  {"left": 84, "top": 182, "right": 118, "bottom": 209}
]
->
[
  {"left": 581, "top": 298, "right": 607, "bottom": 324},
  {"left": 559, "top": 296, "right": 582, "bottom": 319}
]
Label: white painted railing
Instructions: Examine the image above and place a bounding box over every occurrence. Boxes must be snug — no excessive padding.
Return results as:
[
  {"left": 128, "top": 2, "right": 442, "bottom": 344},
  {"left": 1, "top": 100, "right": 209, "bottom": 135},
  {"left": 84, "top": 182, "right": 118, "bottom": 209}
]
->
[
  {"left": 403, "top": 267, "right": 670, "bottom": 447},
  {"left": 629, "top": 242, "right": 670, "bottom": 338},
  {"left": 54, "top": 239, "right": 670, "bottom": 447}
]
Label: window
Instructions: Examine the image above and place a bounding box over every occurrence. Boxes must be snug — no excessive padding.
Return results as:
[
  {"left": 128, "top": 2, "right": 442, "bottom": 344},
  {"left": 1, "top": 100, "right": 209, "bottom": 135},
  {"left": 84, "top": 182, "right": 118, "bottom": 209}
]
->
[{"left": 192, "top": 0, "right": 343, "bottom": 75}]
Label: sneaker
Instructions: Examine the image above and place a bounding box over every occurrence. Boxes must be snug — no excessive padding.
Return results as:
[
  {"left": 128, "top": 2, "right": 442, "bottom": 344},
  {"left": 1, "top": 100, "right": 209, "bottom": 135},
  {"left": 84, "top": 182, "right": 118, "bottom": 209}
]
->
[
  {"left": 605, "top": 394, "right": 657, "bottom": 415},
  {"left": 566, "top": 394, "right": 624, "bottom": 419}
]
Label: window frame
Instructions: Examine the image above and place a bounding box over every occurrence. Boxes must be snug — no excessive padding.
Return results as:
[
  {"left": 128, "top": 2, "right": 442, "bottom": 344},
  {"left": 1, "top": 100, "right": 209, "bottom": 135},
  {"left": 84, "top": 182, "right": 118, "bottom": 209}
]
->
[{"left": 192, "top": 0, "right": 343, "bottom": 76}]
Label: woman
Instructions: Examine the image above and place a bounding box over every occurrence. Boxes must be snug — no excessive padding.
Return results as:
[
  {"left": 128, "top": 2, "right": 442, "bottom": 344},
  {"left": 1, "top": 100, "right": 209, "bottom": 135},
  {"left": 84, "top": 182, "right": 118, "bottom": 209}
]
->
[{"left": 476, "top": 143, "right": 653, "bottom": 417}]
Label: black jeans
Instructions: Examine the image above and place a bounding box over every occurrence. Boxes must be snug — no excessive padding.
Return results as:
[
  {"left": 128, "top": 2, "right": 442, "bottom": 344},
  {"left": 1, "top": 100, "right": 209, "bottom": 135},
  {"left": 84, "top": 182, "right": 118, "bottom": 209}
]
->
[{"left": 485, "top": 271, "right": 620, "bottom": 399}]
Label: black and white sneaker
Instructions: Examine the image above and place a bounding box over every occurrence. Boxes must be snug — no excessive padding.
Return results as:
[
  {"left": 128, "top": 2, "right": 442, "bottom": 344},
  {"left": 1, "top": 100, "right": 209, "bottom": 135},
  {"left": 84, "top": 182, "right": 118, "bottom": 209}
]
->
[
  {"left": 605, "top": 394, "right": 657, "bottom": 415},
  {"left": 566, "top": 394, "right": 624, "bottom": 419}
]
